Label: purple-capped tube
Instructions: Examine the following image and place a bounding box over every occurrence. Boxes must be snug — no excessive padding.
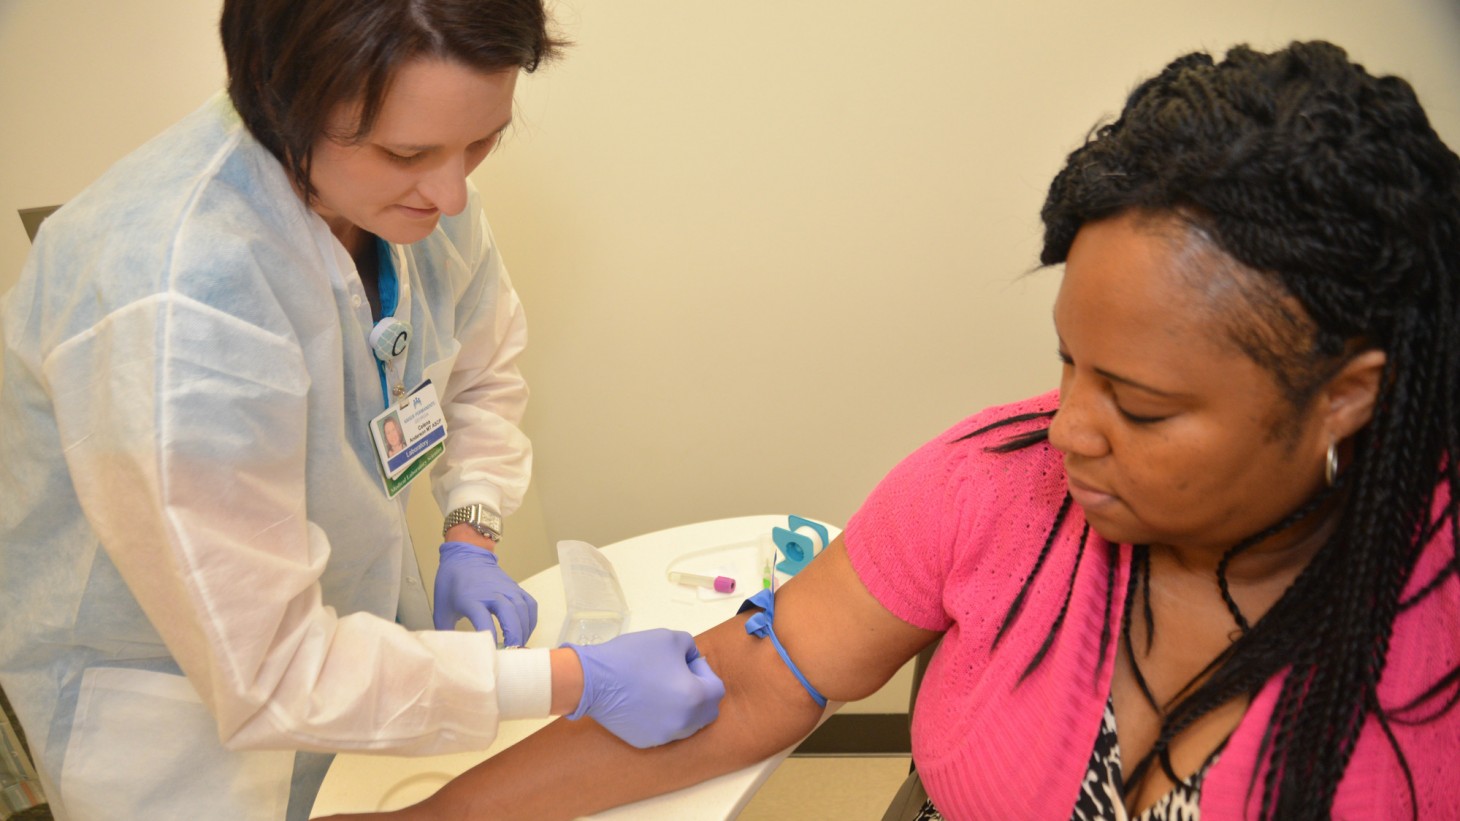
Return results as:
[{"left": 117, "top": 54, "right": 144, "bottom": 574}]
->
[{"left": 667, "top": 570, "right": 736, "bottom": 594}]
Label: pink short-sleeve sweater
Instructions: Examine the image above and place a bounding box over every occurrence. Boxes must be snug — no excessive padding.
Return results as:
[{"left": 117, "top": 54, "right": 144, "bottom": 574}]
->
[{"left": 845, "top": 391, "right": 1460, "bottom": 820}]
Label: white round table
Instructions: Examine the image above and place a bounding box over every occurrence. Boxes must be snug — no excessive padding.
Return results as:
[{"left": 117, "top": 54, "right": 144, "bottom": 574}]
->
[{"left": 311, "top": 514, "right": 838, "bottom": 819}]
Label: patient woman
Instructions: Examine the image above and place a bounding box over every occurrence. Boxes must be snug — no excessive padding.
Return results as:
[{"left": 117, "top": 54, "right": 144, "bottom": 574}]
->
[{"left": 323, "top": 41, "right": 1460, "bottom": 820}]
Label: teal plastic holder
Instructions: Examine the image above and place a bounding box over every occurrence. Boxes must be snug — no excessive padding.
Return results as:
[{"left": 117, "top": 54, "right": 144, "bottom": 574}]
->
[{"left": 772, "top": 515, "right": 830, "bottom": 576}]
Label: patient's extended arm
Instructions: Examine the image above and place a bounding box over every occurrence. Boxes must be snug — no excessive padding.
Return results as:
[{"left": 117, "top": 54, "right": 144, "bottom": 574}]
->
[{"left": 316, "top": 538, "right": 939, "bottom": 820}]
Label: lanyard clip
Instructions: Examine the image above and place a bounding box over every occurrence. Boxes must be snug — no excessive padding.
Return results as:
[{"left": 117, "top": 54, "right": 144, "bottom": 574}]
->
[{"left": 369, "top": 318, "right": 411, "bottom": 362}]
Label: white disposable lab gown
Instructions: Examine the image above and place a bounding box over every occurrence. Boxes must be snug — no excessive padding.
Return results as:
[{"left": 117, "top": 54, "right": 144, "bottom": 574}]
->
[{"left": 0, "top": 93, "right": 546, "bottom": 820}]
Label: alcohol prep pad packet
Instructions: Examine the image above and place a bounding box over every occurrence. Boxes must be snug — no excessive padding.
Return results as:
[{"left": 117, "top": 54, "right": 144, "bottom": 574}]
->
[{"left": 556, "top": 540, "right": 629, "bottom": 645}]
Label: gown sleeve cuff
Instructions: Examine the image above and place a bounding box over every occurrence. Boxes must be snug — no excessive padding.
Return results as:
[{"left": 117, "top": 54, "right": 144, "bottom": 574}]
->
[{"left": 494, "top": 647, "right": 552, "bottom": 719}]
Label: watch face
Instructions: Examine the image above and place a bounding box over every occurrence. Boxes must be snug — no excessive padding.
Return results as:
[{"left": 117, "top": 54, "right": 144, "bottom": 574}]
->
[{"left": 445, "top": 505, "right": 501, "bottom": 540}]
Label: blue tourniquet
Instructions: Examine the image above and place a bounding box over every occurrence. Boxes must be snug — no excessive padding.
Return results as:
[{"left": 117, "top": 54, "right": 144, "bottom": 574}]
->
[{"left": 738, "top": 588, "right": 828, "bottom": 707}]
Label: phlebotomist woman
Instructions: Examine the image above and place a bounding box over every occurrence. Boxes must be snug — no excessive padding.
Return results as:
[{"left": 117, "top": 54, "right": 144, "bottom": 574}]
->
[{"left": 0, "top": 2, "right": 723, "bottom": 819}]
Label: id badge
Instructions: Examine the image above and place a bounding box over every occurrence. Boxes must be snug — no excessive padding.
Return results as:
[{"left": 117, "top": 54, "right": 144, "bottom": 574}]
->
[{"left": 370, "top": 379, "right": 448, "bottom": 497}]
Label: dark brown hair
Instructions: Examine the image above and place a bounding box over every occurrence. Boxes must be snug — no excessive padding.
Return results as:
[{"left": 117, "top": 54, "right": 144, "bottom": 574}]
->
[{"left": 220, "top": 0, "right": 566, "bottom": 200}]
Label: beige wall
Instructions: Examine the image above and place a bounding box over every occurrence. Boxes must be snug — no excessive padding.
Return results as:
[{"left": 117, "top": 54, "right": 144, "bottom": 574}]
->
[
  {"left": 477, "top": 0, "right": 1460, "bottom": 565},
  {"left": 4, "top": 1, "right": 1459, "bottom": 715}
]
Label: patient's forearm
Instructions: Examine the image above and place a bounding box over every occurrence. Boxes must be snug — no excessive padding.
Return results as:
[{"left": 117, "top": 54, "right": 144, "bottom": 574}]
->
[
  {"left": 410, "top": 613, "right": 825, "bottom": 820},
  {"left": 313, "top": 542, "right": 933, "bottom": 821}
]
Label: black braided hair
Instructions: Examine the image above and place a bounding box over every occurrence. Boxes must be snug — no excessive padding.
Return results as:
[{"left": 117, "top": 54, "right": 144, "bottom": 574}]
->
[{"left": 972, "top": 41, "right": 1459, "bottom": 818}]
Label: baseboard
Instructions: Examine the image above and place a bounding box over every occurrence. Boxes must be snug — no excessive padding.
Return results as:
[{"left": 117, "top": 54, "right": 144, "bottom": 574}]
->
[{"left": 792, "top": 712, "right": 911, "bottom": 756}]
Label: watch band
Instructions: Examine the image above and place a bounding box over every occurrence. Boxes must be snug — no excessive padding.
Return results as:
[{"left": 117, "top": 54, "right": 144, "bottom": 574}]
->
[{"left": 443, "top": 504, "right": 502, "bottom": 542}]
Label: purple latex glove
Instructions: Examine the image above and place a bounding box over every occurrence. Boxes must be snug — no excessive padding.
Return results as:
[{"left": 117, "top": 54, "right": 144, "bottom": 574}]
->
[
  {"left": 565, "top": 629, "right": 726, "bottom": 748},
  {"left": 433, "top": 541, "right": 538, "bottom": 646}
]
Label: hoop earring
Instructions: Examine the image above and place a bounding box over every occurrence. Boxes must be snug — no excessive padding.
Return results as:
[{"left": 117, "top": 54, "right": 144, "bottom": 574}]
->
[{"left": 1324, "top": 443, "right": 1340, "bottom": 487}]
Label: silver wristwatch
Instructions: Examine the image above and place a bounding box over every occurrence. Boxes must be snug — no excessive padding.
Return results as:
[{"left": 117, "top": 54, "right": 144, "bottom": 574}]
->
[{"left": 442, "top": 504, "right": 502, "bottom": 542}]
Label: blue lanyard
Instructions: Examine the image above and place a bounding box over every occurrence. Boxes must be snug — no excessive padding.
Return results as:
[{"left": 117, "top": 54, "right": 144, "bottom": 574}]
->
[{"left": 374, "top": 237, "right": 402, "bottom": 408}]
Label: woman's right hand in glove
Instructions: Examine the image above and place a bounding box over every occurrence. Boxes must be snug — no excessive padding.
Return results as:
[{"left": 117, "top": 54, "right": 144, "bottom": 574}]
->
[{"left": 557, "top": 628, "right": 725, "bottom": 748}]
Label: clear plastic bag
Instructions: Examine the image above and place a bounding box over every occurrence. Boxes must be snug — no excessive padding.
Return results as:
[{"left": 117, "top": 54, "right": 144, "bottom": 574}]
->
[{"left": 556, "top": 540, "right": 628, "bottom": 646}]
